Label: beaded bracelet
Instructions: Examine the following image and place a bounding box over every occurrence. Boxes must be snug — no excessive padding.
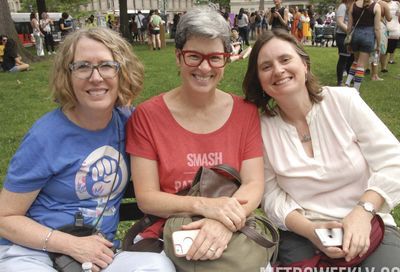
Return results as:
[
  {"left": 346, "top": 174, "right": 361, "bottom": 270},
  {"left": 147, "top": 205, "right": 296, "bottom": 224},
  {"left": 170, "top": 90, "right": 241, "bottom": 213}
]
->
[{"left": 42, "top": 229, "right": 54, "bottom": 252}]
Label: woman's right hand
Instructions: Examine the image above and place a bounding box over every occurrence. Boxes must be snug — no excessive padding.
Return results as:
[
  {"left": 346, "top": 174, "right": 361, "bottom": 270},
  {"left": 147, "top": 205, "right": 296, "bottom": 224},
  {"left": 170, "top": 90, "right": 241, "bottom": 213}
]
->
[
  {"left": 196, "top": 196, "right": 247, "bottom": 232},
  {"left": 181, "top": 218, "right": 233, "bottom": 261},
  {"left": 68, "top": 234, "right": 114, "bottom": 272},
  {"left": 307, "top": 221, "right": 347, "bottom": 259}
]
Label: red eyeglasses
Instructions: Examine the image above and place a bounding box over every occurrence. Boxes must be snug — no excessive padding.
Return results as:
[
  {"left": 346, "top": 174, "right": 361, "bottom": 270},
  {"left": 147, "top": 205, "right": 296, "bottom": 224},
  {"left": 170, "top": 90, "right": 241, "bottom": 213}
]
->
[{"left": 180, "top": 50, "right": 231, "bottom": 68}]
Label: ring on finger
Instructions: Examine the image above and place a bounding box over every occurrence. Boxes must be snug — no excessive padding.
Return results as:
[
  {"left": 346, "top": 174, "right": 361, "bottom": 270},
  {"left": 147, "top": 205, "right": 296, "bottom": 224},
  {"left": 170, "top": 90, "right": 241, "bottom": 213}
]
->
[{"left": 209, "top": 247, "right": 216, "bottom": 252}]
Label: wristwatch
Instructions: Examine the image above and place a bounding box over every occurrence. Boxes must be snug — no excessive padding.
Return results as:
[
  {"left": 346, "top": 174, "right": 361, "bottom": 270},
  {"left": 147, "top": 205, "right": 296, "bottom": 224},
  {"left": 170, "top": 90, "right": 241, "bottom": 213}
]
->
[{"left": 357, "top": 201, "right": 376, "bottom": 215}]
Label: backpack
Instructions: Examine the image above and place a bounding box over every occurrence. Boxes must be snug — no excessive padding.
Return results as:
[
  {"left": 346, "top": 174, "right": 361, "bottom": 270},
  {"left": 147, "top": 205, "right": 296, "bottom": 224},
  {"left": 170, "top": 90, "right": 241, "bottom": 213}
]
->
[{"left": 140, "top": 16, "right": 148, "bottom": 31}]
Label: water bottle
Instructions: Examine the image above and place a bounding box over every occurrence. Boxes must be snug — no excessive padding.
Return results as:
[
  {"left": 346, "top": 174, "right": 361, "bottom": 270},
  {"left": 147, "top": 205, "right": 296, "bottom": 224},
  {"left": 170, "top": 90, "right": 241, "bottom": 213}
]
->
[
  {"left": 81, "top": 262, "right": 93, "bottom": 272},
  {"left": 372, "top": 51, "right": 379, "bottom": 66}
]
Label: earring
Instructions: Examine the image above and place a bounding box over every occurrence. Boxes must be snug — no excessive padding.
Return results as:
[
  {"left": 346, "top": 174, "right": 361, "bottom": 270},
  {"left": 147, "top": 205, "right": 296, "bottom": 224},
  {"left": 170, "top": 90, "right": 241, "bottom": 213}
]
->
[{"left": 267, "top": 98, "right": 277, "bottom": 111}]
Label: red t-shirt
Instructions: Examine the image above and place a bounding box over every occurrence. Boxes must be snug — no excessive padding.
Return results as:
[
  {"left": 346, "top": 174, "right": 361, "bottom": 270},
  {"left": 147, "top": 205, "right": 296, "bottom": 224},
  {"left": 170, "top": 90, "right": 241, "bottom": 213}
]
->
[{"left": 126, "top": 93, "right": 263, "bottom": 237}]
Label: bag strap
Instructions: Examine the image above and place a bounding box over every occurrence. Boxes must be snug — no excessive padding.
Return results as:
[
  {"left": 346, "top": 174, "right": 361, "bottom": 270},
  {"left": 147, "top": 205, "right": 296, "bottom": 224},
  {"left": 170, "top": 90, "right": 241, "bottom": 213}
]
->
[
  {"left": 122, "top": 214, "right": 160, "bottom": 251},
  {"left": 240, "top": 215, "right": 279, "bottom": 248}
]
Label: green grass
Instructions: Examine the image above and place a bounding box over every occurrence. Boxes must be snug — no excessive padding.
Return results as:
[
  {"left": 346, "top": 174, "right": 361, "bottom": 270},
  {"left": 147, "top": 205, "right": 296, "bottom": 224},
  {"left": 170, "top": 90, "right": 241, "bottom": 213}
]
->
[{"left": 1, "top": 43, "right": 399, "bottom": 231}]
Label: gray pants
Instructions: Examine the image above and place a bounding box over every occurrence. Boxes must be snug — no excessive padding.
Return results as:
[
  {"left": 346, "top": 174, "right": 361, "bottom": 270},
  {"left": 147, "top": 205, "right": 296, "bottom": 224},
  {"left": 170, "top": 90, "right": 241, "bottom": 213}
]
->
[
  {"left": 0, "top": 244, "right": 175, "bottom": 272},
  {"left": 278, "top": 225, "right": 400, "bottom": 269}
]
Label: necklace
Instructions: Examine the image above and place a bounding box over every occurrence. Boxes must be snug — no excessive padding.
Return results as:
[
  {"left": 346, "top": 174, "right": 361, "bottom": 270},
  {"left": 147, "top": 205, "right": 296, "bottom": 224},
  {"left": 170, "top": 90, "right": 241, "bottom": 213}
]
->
[{"left": 300, "top": 134, "right": 312, "bottom": 143}]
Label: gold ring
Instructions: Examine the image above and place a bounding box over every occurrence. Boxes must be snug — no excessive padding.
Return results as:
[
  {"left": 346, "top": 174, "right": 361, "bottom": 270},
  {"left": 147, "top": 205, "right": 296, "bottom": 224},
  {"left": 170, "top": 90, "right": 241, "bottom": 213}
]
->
[{"left": 209, "top": 247, "right": 216, "bottom": 252}]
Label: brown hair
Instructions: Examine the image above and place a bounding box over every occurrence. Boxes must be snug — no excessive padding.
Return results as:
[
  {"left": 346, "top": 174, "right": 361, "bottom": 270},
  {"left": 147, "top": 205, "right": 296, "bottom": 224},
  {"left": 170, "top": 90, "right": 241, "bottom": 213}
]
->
[
  {"left": 51, "top": 27, "right": 144, "bottom": 110},
  {"left": 242, "top": 29, "right": 322, "bottom": 116}
]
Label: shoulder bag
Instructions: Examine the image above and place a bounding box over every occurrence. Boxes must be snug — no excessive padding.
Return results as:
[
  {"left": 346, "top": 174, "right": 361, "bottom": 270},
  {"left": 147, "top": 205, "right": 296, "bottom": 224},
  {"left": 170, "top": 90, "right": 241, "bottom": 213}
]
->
[{"left": 162, "top": 164, "right": 279, "bottom": 272}]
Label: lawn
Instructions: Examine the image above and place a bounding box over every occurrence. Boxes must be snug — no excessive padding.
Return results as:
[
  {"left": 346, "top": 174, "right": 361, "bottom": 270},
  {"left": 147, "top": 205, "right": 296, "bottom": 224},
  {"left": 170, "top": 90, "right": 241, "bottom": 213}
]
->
[{"left": 1, "top": 43, "right": 399, "bottom": 228}]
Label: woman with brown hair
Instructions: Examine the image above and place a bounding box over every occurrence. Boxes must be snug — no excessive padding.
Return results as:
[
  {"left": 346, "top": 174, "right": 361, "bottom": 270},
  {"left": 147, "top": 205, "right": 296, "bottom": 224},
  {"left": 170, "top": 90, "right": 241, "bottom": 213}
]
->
[{"left": 243, "top": 29, "right": 400, "bottom": 268}]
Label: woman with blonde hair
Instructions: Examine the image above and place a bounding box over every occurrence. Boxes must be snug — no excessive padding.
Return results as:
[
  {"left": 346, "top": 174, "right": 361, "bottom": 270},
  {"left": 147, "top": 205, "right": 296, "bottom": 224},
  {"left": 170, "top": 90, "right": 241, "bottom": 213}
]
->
[{"left": 0, "top": 27, "right": 175, "bottom": 272}]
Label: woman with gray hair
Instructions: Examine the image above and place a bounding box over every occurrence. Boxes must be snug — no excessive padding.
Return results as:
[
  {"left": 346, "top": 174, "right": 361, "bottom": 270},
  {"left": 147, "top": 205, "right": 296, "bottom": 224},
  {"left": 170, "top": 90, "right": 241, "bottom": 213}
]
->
[{"left": 126, "top": 6, "right": 264, "bottom": 263}]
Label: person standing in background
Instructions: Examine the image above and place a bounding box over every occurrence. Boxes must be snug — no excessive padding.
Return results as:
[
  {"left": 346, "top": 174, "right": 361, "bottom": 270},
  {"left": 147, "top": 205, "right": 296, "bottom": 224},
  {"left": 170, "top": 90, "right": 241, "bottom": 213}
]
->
[
  {"left": 237, "top": 8, "right": 250, "bottom": 46},
  {"left": 336, "top": 0, "right": 355, "bottom": 86},
  {"left": 382, "top": 0, "right": 400, "bottom": 67},
  {"left": 30, "top": 12, "right": 44, "bottom": 56},
  {"left": 270, "top": 0, "right": 289, "bottom": 31},
  {"left": 40, "top": 12, "right": 56, "bottom": 55},
  {"left": 369, "top": 0, "right": 391, "bottom": 81},
  {"left": 135, "top": 11, "right": 146, "bottom": 44},
  {"left": 60, "top": 12, "right": 73, "bottom": 39},
  {"left": 345, "top": 0, "right": 381, "bottom": 91},
  {"left": 149, "top": 10, "right": 162, "bottom": 50}
]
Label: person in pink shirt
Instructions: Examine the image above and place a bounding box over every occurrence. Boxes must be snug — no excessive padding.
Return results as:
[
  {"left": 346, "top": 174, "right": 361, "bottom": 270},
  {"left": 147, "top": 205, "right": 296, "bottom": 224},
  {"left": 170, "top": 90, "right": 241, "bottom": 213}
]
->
[{"left": 126, "top": 7, "right": 264, "bottom": 263}]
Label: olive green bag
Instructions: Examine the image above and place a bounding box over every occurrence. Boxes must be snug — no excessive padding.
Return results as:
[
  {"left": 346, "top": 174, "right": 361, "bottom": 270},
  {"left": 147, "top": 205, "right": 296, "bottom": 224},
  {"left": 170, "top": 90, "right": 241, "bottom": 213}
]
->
[{"left": 163, "top": 164, "right": 279, "bottom": 272}]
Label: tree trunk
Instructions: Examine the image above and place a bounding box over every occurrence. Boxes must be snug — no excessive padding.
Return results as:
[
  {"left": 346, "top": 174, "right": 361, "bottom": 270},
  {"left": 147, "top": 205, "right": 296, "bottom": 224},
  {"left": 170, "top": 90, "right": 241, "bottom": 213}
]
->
[
  {"left": 36, "top": 0, "right": 47, "bottom": 18},
  {"left": 119, "top": 0, "right": 132, "bottom": 42},
  {"left": 259, "top": 0, "right": 265, "bottom": 11},
  {"left": 0, "top": 1, "right": 36, "bottom": 62}
]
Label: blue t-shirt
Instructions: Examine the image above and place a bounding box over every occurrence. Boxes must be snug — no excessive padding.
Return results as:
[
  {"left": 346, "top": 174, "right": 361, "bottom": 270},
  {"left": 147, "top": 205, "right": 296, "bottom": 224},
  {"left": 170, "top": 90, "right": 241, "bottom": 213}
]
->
[{"left": 1, "top": 107, "right": 132, "bottom": 245}]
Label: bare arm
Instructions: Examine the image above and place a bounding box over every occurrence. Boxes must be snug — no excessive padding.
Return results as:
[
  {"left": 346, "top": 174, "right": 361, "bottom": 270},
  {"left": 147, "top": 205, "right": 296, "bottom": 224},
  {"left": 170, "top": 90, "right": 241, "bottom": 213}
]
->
[
  {"left": 374, "top": 4, "right": 382, "bottom": 51},
  {"left": 381, "top": 1, "right": 392, "bottom": 22},
  {"left": 0, "top": 189, "right": 114, "bottom": 271},
  {"left": 347, "top": 4, "right": 354, "bottom": 34},
  {"left": 232, "top": 157, "right": 264, "bottom": 216},
  {"left": 131, "top": 156, "right": 263, "bottom": 231}
]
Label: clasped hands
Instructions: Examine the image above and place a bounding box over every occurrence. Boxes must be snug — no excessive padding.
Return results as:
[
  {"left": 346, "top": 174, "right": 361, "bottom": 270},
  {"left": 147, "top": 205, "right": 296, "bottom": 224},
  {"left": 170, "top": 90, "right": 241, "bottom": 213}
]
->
[{"left": 182, "top": 196, "right": 248, "bottom": 261}]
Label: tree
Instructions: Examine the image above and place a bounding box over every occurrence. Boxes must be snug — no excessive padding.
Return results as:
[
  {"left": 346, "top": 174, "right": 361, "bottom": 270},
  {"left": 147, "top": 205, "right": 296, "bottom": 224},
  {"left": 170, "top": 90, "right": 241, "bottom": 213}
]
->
[
  {"left": 0, "top": 1, "right": 35, "bottom": 62},
  {"left": 119, "top": 0, "right": 131, "bottom": 42},
  {"left": 259, "top": 0, "right": 265, "bottom": 11},
  {"left": 36, "top": 0, "right": 47, "bottom": 20},
  {"left": 21, "top": 0, "right": 89, "bottom": 13}
]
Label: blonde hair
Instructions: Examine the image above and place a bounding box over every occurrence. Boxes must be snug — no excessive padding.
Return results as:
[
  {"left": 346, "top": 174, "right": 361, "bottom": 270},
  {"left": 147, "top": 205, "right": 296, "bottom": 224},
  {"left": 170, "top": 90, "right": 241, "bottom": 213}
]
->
[{"left": 51, "top": 27, "right": 144, "bottom": 110}]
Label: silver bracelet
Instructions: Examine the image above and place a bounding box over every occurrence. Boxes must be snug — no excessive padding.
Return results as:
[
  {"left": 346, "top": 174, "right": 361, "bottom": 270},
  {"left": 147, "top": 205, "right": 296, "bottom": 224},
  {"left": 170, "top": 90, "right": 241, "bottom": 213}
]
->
[{"left": 42, "top": 229, "right": 54, "bottom": 252}]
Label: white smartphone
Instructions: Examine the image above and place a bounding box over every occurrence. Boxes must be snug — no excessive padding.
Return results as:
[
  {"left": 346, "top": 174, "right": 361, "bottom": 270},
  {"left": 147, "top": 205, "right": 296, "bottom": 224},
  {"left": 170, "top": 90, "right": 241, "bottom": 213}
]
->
[
  {"left": 315, "top": 228, "right": 343, "bottom": 247},
  {"left": 172, "top": 229, "right": 200, "bottom": 257}
]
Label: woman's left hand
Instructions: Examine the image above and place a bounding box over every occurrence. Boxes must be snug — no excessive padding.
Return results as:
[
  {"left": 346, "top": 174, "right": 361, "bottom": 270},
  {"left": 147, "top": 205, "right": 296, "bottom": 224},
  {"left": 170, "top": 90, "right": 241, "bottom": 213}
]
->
[
  {"left": 181, "top": 218, "right": 233, "bottom": 261},
  {"left": 341, "top": 207, "right": 373, "bottom": 262}
]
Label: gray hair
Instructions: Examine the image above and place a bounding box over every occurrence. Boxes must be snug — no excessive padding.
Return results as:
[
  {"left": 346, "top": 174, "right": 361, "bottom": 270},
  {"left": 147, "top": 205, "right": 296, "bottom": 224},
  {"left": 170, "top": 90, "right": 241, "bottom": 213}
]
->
[{"left": 175, "top": 7, "right": 231, "bottom": 53}]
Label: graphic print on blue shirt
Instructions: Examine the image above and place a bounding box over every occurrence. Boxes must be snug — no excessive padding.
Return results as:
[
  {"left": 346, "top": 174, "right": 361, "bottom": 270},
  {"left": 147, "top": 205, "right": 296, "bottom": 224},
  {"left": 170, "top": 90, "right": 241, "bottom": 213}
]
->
[{"left": 76, "top": 144, "right": 128, "bottom": 227}]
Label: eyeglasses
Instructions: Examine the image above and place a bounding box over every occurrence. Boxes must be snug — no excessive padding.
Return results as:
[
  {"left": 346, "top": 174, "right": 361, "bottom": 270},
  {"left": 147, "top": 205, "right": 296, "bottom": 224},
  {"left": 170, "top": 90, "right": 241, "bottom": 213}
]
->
[
  {"left": 69, "top": 61, "right": 120, "bottom": 80},
  {"left": 180, "top": 50, "right": 230, "bottom": 68}
]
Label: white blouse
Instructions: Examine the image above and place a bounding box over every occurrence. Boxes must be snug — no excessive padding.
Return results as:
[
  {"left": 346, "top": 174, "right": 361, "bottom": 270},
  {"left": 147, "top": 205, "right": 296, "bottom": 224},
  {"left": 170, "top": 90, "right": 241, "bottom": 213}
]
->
[{"left": 261, "top": 87, "right": 400, "bottom": 230}]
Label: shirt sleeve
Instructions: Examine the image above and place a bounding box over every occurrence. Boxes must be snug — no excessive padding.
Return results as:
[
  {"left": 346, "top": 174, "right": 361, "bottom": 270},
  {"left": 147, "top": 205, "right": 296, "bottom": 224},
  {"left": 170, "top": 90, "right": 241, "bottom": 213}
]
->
[
  {"left": 4, "top": 130, "right": 52, "bottom": 192},
  {"left": 261, "top": 147, "right": 303, "bottom": 230},
  {"left": 125, "top": 105, "right": 158, "bottom": 160},
  {"left": 346, "top": 90, "right": 400, "bottom": 212}
]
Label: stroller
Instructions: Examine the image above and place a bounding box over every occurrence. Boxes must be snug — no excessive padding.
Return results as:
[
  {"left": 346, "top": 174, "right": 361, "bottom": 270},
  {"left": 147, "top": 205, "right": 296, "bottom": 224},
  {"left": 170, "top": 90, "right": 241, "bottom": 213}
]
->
[{"left": 313, "top": 24, "right": 336, "bottom": 47}]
